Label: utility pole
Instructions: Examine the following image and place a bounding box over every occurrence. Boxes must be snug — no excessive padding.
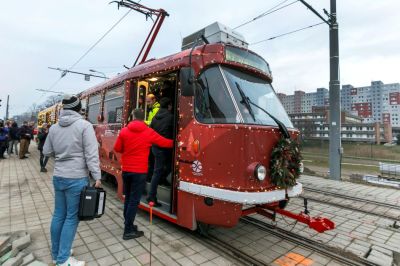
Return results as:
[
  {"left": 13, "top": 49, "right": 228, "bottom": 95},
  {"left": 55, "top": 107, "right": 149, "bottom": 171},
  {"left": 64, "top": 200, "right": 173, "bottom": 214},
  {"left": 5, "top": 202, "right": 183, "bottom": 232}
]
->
[
  {"left": 5, "top": 95, "right": 9, "bottom": 120},
  {"left": 299, "top": 0, "right": 341, "bottom": 180},
  {"left": 328, "top": 0, "right": 341, "bottom": 180}
]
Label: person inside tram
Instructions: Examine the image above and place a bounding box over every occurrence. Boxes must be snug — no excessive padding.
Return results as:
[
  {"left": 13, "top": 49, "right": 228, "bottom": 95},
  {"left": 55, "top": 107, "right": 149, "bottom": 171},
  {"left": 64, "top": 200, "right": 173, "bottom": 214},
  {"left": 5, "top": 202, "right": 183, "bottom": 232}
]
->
[
  {"left": 159, "top": 80, "right": 173, "bottom": 100},
  {"left": 138, "top": 85, "right": 146, "bottom": 109},
  {"left": 144, "top": 94, "right": 160, "bottom": 125},
  {"left": 148, "top": 97, "right": 174, "bottom": 207}
]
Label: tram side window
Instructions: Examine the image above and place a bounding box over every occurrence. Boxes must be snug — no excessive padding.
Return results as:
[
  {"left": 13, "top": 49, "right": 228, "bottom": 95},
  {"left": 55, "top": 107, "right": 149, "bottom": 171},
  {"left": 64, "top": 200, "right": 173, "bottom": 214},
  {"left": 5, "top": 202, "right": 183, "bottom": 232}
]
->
[
  {"left": 87, "top": 94, "right": 102, "bottom": 124},
  {"left": 104, "top": 86, "right": 124, "bottom": 123},
  {"left": 195, "top": 66, "right": 239, "bottom": 124}
]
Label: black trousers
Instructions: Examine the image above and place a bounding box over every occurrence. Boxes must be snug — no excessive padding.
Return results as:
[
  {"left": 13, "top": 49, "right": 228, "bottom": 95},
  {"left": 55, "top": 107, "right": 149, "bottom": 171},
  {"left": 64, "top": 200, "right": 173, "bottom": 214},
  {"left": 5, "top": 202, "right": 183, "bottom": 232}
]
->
[
  {"left": 0, "top": 141, "right": 6, "bottom": 158},
  {"left": 122, "top": 172, "right": 146, "bottom": 233},
  {"left": 39, "top": 149, "right": 49, "bottom": 168}
]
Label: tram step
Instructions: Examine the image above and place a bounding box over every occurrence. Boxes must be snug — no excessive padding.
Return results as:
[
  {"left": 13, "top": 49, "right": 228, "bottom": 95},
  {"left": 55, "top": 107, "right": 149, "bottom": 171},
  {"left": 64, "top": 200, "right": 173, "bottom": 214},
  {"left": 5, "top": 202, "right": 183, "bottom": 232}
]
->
[{"left": 144, "top": 182, "right": 171, "bottom": 205}]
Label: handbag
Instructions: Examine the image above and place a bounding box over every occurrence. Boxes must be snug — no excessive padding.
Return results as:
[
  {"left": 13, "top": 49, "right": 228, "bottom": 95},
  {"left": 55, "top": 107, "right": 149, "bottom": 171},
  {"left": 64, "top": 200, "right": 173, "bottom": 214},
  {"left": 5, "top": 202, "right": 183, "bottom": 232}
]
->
[{"left": 78, "top": 185, "right": 106, "bottom": 221}]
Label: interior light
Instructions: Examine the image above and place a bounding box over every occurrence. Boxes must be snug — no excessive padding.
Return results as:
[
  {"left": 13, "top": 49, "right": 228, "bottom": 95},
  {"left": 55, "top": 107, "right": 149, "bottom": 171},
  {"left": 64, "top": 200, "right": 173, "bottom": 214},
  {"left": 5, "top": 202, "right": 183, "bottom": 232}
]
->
[{"left": 148, "top": 77, "right": 158, "bottom": 82}]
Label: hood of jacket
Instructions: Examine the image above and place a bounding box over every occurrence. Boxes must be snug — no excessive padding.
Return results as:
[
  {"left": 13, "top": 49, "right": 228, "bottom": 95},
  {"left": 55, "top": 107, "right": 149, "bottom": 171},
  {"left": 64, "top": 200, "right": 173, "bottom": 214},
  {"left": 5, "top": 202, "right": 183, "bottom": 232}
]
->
[
  {"left": 127, "top": 120, "right": 148, "bottom": 132},
  {"left": 153, "top": 108, "right": 171, "bottom": 120},
  {"left": 58, "top": 109, "right": 83, "bottom": 127}
]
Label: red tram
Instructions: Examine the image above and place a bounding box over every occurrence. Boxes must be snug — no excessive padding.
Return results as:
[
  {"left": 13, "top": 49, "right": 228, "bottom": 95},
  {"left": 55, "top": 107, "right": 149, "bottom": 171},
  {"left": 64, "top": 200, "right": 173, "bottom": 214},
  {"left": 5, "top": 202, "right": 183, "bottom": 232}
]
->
[{"left": 44, "top": 22, "right": 334, "bottom": 233}]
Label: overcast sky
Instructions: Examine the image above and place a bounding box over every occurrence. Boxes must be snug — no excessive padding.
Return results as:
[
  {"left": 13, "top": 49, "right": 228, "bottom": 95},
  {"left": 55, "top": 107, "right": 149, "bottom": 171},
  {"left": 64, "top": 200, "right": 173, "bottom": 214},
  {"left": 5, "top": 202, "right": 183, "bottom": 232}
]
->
[{"left": 1, "top": 0, "right": 399, "bottom": 117}]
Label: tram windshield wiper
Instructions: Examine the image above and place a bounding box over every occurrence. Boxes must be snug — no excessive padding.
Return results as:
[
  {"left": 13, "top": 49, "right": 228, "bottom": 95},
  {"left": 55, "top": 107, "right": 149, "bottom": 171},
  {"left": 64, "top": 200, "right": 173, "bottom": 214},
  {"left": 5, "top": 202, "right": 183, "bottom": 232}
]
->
[
  {"left": 235, "top": 82, "right": 256, "bottom": 122},
  {"left": 235, "top": 82, "right": 290, "bottom": 139}
]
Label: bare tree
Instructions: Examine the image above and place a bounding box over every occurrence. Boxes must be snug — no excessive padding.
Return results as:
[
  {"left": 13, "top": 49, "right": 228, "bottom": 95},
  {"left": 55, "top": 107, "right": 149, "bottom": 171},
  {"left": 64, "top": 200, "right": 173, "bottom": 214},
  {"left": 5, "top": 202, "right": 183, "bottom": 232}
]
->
[{"left": 43, "top": 94, "right": 63, "bottom": 108}]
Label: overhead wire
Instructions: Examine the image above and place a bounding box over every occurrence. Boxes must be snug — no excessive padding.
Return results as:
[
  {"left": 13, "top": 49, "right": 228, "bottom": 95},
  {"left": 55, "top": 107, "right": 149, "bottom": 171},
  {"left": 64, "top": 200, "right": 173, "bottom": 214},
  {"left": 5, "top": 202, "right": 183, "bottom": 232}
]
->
[
  {"left": 233, "top": 0, "right": 299, "bottom": 30},
  {"left": 38, "top": 3, "right": 139, "bottom": 105},
  {"left": 250, "top": 22, "right": 325, "bottom": 45}
]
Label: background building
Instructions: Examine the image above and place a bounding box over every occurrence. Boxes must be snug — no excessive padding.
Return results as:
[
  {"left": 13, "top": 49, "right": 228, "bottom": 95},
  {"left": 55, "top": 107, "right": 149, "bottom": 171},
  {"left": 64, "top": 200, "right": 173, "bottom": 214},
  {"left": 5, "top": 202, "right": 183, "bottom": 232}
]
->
[
  {"left": 289, "top": 106, "right": 392, "bottom": 143},
  {"left": 278, "top": 81, "right": 400, "bottom": 127}
]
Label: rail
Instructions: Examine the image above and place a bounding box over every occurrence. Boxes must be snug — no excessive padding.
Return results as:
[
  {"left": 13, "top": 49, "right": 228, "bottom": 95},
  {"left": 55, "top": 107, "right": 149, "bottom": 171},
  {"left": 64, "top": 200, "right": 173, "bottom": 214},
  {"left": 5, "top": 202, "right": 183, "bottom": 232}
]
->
[
  {"left": 199, "top": 234, "right": 266, "bottom": 266},
  {"left": 303, "top": 187, "right": 400, "bottom": 211},
  {"left": 241, "top": 216, "right": 380, "bottom": 266}
]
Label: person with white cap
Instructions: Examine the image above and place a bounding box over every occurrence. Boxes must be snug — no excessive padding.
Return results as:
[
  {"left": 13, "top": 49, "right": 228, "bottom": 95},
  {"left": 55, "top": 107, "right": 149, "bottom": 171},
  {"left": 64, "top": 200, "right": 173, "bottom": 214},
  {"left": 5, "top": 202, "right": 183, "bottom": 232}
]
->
[{"left": 43, "top": 94, "right": 101, "bottom": 266}]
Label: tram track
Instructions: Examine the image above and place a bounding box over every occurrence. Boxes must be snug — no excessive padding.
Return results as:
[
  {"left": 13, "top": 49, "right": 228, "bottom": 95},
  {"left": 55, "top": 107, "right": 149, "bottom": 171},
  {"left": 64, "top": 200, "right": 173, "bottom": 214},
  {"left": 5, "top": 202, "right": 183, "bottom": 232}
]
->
[
  {"left": 241, "top": 216, "right": 380, "bottom": 266},
  {"left": 199, "top": 234, "right": 267, "bottom": 266},
  {"left": 302, "top": 187, "right": 400, "bottom": 221}
]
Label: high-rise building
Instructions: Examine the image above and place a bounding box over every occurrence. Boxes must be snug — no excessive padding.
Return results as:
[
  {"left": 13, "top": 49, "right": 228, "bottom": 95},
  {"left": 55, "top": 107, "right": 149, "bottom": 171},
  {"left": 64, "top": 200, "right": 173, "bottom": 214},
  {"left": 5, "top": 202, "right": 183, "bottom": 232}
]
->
[{"left": 278, "top": 81, "right": 400, "bottom": 126}]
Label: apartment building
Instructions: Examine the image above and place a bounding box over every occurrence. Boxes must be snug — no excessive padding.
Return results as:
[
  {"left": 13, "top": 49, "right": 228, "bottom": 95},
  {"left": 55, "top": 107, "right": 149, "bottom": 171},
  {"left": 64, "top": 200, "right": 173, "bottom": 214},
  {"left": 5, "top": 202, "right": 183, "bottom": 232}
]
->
[{"left": 278, "top": 81, "right": 400, "bottom": 126}]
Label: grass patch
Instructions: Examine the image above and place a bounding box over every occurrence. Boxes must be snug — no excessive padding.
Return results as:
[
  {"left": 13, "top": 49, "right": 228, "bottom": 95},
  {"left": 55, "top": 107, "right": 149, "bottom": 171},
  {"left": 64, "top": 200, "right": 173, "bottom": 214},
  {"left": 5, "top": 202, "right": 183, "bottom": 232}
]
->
[{"left": 301, "top": 140, "right": 400, "bottom": 162}]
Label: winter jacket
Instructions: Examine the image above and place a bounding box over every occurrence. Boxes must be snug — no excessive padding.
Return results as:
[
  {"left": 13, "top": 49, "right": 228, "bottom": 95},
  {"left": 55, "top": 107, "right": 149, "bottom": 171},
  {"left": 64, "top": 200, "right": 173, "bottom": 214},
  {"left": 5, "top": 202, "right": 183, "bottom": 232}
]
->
[
  {"left": 150, "top": 108, "right": 174, "bottom": 139},
  {"left": 37, "top": 129, "right": 48, "bottom": 151},
  {"left": 144, "top": 102, "right": 160, "bottom": 125},
  {"left": 43, "top": 109, "right": 101, "bottom": 180},
  {"left": 0, "top": 127, "right": 8, "bottom": 142},
  {"left": 19, "top": 125, "right": 32, "bottom": 140},
  {"left": 114, "top": 120, "right": 173, "bottom": 173},
  {"left": 9, "top": 126, "right": 20, "bottom": 140}
]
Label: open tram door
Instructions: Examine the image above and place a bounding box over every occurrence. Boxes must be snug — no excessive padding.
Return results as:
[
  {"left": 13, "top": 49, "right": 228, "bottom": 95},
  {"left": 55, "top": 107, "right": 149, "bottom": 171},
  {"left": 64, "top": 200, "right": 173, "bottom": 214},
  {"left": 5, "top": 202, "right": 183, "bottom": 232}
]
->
[{"left": 130, "top": 72, "right": 180, "bottom": 222}]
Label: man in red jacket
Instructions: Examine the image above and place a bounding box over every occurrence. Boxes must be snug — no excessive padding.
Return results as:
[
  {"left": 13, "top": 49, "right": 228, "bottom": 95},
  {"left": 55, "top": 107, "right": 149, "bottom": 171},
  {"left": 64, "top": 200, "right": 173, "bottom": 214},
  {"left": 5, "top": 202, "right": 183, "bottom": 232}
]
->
[{"left": 114, "top": 109, "right": 173, "bottom": 240}]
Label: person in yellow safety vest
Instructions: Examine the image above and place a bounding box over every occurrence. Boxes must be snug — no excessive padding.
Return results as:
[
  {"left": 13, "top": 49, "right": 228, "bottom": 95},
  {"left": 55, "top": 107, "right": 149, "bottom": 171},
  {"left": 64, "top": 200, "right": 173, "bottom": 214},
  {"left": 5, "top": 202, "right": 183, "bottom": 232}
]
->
[{"left": 145, "top": 94, "right": 160, "bottom": 125}]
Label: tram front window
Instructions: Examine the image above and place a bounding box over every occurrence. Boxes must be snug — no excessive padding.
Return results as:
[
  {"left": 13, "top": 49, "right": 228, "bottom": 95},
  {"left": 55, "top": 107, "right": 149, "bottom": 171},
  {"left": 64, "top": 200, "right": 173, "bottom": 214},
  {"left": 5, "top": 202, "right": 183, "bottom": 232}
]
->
[
  {"left": 194, "top": 65, "right": 293, "bottom": 128},
  {"left": 195, "top": 67, "right": 240, "bottom": 123},
  {"left": 222, "top": 66, "right": 293, "bottom": 128}
]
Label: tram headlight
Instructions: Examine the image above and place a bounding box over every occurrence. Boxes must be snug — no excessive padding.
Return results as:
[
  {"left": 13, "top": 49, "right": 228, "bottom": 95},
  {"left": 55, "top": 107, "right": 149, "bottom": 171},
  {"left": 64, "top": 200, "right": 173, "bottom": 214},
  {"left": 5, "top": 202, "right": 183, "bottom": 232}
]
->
[{"left": 255, "top": 164, "right": 266, "bottom": 181}]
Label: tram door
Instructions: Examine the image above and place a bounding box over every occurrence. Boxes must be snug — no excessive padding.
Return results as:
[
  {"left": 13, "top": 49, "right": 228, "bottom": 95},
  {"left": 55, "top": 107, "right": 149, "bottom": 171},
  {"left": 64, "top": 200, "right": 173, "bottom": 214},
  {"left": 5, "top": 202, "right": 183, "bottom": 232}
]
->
[{"left": 134, "top": 74, "right": 178, "bottom": 213}]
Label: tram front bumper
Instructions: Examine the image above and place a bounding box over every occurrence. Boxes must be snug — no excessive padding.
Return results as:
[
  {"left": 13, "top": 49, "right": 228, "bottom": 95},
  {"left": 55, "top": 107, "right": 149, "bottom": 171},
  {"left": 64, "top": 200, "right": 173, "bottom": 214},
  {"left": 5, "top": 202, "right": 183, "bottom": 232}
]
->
[{"left": 178, "top": 181, "right": 303, "bottom": 205}]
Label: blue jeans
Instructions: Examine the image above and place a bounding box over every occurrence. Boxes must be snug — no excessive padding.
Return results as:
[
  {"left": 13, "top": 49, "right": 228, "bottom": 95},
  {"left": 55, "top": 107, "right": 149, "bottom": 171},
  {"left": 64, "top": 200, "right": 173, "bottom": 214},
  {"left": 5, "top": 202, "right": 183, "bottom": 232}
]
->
[
  {"left": 149, "top": 146, "right": 172, "bottom": 200},
  {"left": 123, "top": 172, "right": 146, "bottom": 233},
  {"left": 51, "top": 176, "right": 88, "bottom": 264}
]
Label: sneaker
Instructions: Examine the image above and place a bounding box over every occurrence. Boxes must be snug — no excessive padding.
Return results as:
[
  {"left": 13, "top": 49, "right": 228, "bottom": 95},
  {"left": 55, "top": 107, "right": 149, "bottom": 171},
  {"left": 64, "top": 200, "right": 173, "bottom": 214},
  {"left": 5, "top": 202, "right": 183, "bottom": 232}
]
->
[
  {"left": 57, "top": 256, "right": 85, "bottom": 266},
  {"left": 53, "top": 249, "right": 74, "bottom": 264},
  {"left": 123, "top": 230, "right": 144, "bottom": 240},
  {"left": 40, "top": 167, "right": 48, "bottom": 172}
]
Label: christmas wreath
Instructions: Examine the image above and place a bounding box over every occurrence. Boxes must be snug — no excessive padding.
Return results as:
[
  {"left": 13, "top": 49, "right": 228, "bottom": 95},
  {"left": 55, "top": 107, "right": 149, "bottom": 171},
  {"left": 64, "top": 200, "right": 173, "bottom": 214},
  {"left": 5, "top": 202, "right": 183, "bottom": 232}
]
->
[{"left": 270, "top": 138, "right": 302, "bottom": 189}]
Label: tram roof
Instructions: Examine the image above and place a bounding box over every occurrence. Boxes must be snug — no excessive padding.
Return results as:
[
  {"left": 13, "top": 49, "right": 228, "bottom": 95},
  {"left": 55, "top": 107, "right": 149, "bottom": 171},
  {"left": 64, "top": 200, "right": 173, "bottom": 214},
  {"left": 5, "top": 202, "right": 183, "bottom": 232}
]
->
[{"left": 80, "top": 43, "right": 271, "bottom": 97}]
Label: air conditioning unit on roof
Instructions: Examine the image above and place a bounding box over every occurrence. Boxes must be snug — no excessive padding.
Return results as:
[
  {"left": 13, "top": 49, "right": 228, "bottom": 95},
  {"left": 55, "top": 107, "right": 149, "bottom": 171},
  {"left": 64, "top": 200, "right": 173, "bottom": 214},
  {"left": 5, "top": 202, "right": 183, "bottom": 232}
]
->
[{"left": 181, "top": 22, "right": 248, "bottom": 51}]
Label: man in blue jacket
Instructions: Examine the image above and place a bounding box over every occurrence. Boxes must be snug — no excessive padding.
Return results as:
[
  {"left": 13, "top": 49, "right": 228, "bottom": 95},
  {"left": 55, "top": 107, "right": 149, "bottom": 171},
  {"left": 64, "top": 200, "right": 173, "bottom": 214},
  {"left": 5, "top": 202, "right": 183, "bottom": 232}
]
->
[{"left": 0, "top": 120, "right": 9, "bottom": 159}]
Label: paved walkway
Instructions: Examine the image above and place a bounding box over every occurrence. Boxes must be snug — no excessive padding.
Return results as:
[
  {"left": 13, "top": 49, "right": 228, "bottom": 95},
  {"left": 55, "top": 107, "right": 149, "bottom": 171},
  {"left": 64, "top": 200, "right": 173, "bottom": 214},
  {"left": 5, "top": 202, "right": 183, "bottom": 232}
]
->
[
  {"left": 0, "top": 146, "right": 237, "bottom": 266},
  {"left": 3, "top": 146, "right": 397, "bottom": 265}
]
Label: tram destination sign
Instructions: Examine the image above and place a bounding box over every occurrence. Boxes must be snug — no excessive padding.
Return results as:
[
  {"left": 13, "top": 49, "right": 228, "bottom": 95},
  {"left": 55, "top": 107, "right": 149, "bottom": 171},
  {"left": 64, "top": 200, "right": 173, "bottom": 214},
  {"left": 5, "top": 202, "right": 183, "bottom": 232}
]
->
[{"left": 225, "top": 46, "right": 271, "bottom": 75}]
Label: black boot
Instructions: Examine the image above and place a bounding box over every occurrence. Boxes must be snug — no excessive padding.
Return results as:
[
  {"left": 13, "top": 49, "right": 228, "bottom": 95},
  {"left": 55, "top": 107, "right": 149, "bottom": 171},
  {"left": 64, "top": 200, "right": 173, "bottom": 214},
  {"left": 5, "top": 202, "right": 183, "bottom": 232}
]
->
[{"left": 123, "top": 229, "right": 144, "bottom": 240}]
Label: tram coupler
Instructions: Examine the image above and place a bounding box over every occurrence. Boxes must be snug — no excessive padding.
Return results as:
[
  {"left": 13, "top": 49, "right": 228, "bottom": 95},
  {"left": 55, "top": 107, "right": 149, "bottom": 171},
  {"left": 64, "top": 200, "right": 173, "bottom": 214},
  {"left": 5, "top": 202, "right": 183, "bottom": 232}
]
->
[
  {"left": 241, "top": 206, "right": 276, "bottom": 221},
  {"left": 274, "top": 208, "right": 335, "bottom": 233}
]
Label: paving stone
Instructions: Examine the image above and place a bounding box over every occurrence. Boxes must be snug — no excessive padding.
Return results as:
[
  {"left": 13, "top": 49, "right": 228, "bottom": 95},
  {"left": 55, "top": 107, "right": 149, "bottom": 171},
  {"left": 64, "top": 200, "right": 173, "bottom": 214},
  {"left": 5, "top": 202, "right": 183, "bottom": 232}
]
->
[
  {"left": 3, "top": 251, "right": 25, "bottom": 266},
  {"left": 188, "top": 253, "right": 208, "bottom": 264},
  {"left": 113, "top": 250, "right": 133, "bottom": 262},
  {"left": 0, "top": 244, "right": 12, "bottom": 257},
  {"left": 21, "top": 253, "right": 35, "bottom": 266},
  {"left": 26, "top": 261, "right": 48, "bottom": 266},
  {"left": 96, "top": 255, "right": 117, "bottom": 266},
  {"left": 176, "top": 257, "right": 196, "bottom": 266},
  {"left": 371, "top": 245, "right": 393, "bottom": 257},
  {"left": 367, "top": 250, "right": 393, "bottom": 266},
  {"left": 0, "top": 236, "right": 10, "bottom": 251},
  {"left": 12, "top": 234, "right": 31, "bottom": 251}
]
